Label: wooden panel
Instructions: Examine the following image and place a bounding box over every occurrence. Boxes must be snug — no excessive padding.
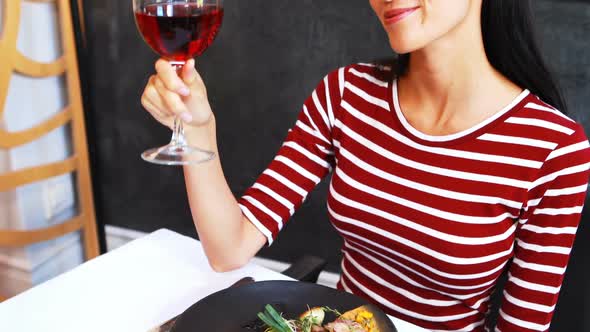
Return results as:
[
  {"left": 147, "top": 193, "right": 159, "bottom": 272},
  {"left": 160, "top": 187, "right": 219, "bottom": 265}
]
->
[
  {"left": 57, "top": 0, "right": 100, "bottom": 259},
  {"left": 0, "top": 157, "right": 77, "bottom": 192},
  {"left": 0, "top": 216, "right": 84, "bottom": 247},
  {"left": 0, "top": 0, "right": 20, "bottom": 120},
  {"left": 13, "top": 52, "right": 66, "bottom": 77},
  {"left": 0, "top": 0, "right": 100, "bottom": 299},
  {"left": 0, "top": 106, "right": 72, "bottom": 148}
]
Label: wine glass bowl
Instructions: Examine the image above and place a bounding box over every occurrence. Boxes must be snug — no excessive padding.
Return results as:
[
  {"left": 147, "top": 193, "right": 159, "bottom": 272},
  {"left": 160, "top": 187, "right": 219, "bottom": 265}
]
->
[{"left": 133, "top": 0, "right": 223, "bottom": 165}]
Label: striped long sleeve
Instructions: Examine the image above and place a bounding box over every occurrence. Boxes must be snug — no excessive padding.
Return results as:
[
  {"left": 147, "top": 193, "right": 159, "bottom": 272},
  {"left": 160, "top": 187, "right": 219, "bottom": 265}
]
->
[
  {"left": 495, "top": 126, "right": 590, "bottom": 331},
  {"left": 238, "top": 68, "right": 344, "bottom": 245}
]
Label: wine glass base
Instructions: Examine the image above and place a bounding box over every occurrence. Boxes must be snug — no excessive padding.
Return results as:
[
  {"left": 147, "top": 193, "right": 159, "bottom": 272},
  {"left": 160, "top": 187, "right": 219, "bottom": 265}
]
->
[{"left": 141, "top": 144, "right": 216, "bottom": 166}]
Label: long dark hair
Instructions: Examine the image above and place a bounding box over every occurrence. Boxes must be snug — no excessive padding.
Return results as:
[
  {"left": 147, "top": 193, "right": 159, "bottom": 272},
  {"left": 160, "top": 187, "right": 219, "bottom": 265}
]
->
[{"left": 387, "top": 0, "right": 568, "bottom": 113}]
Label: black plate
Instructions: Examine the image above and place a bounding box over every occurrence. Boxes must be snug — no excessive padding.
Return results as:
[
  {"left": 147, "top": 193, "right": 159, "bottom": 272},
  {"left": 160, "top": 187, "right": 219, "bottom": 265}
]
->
[{"left": 171, "top": 280, "right": 397, "bottom": 332}]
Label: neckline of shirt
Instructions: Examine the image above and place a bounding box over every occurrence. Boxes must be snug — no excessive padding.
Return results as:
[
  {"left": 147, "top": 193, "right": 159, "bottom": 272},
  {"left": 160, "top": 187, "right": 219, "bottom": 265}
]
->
[{"left": 388, "top": 79, "right": 531, "bottom": 146}]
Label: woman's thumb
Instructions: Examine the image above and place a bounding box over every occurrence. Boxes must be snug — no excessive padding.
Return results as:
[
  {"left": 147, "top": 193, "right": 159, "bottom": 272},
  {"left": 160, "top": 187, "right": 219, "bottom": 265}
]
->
[{"left": 181, "top": 59, "right": 199, "bottom": 85}]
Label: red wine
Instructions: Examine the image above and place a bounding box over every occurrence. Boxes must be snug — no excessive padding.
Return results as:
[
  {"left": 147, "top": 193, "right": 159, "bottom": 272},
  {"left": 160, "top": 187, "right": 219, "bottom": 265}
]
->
[{"left": 135, "top": 3, "right": 223, "bottom": 61}]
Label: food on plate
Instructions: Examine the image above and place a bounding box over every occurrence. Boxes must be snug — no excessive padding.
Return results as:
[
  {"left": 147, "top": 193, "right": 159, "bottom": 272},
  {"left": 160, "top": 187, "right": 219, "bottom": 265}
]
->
[{"left": 257, "top": 304, "right": 381, "bottom": 332}]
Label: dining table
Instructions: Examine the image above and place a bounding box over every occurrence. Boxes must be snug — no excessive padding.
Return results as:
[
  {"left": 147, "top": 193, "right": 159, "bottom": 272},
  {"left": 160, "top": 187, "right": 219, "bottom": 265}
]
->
[{"left": 0, "top": 229, "right": 428, "bottom": 332}]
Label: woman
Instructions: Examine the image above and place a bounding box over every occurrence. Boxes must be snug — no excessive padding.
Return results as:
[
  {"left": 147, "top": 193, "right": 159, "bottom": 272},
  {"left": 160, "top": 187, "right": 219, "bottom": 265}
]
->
[{"left": 140, "top": 0, "right": 590, "bottom": 330}]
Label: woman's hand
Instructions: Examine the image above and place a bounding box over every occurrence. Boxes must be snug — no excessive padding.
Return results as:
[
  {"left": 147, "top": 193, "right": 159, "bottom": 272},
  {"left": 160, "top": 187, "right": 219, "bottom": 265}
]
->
[{"left": 141, "top": 58, "right": 214, "bottom": 130}]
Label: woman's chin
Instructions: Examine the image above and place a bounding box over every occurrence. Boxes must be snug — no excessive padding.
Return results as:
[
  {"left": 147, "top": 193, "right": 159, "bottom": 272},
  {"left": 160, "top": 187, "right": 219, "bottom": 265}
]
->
[{"left": 387, "top": 36, "right": 425, "bottom": 55}]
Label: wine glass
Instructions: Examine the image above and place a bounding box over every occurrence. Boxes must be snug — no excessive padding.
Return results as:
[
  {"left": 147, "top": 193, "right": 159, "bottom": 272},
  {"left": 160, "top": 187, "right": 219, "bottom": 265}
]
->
[{"left": 133, "top": 0, "right": 224, "bottom": 165}]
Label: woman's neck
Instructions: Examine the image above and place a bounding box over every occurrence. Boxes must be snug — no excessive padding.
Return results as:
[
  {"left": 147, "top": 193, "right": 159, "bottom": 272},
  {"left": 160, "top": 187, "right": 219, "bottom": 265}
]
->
[{"left": 396, "top": 8, "right": 522, "bottom": 136}]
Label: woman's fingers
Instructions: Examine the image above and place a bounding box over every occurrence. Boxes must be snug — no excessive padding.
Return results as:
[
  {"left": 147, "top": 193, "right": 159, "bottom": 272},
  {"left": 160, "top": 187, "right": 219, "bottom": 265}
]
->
[
  {"left": 141, "top": 90, "right": 167, "bottom": 119},
  {"left": 154, "top": 59, "right": 190, "bottom": 96},
  {"left": 153, "top": 76, "right": 189, "bottom": 116},
  {"left": 141, "top": 76, "right": 168, "bottom": 117},
  {"left": 181, "top": 59, "right": 206, "bottom": 96}
]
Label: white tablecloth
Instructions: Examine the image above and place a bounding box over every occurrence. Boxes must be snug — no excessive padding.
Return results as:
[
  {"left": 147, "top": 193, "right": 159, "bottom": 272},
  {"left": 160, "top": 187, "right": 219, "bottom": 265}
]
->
[{"left": 0, "top": 229, "right": 427, "bottom": 332}]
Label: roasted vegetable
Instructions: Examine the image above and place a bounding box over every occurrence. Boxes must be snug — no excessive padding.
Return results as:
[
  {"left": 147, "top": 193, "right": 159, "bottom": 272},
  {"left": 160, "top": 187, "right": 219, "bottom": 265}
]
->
[
  {"left": 340, "top": 306, "right": 379, "bottom": 332},
  {"left": 257, "top": 305, "right": 296, "bottom": 332},
  {"left": 299, "top": 307, "right": 326, "bottom": 326}
]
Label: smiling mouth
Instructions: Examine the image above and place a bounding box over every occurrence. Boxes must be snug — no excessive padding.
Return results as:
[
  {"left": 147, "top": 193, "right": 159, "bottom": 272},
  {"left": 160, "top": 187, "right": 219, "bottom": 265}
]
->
[{"left": 383, "top": 6, "right": 420, "bottom": 25}]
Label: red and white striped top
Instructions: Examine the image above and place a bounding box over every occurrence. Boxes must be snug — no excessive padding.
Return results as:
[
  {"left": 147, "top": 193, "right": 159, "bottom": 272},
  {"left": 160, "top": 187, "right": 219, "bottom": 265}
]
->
[{"left": 238, "top": 64, "right": 590, "bottom": 331}]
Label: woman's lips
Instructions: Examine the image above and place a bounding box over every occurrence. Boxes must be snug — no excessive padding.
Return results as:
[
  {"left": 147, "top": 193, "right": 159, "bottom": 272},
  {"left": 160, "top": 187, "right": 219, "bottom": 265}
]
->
[{"left": 384, "top": 7, "right": 420, "bottom": 25}]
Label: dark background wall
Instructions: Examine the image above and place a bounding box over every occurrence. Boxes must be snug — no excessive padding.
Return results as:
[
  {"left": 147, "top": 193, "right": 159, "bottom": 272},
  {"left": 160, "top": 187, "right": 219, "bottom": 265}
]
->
[{"left": 82, "top": 1, "right": 589, "bottom": 331}]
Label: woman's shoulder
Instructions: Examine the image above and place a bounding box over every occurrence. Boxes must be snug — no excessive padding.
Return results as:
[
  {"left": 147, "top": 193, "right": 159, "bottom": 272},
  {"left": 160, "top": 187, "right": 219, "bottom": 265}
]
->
[
  {"left": 323, "top": 62, "right": 394, "bottom": 84},
  {"left": 514, "top": 93, "right": 589, "bottom": 147}
]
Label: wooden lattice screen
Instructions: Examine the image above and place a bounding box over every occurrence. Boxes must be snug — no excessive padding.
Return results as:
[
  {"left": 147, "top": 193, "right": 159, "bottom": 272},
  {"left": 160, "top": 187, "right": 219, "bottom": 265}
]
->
[{"left": 0, "top": 0, "right": 99, "bottom": 266}]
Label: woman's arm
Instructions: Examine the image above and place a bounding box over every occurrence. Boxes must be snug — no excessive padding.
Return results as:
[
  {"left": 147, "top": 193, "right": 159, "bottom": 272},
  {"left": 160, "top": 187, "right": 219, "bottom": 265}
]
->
[
  {"left": 141, "top": 59, "right": 344, "bottom": 272},
  {"left": 141, "top": 59, "right": 266, "bottom": 271},
  {"left": 182, "top": 121, "right": 267, "bottom": 272},
  {"left": 494, "top": 126, "right": 590, "bottom": 331}
]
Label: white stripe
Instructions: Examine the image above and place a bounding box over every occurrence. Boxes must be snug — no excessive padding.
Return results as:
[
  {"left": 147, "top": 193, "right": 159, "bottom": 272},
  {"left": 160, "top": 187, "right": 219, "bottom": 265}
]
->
[
  {"left": 430, "top": 319, "right": 485, "bottom": 332},
  {"left": 338, "top": 67, "right": 345, "bottom": 97},
  {"left": 526, "top": 198, "right": 543, "bottom": 209},
  {"left": 263, "top": 169, "right": 307, "bottom": 197},
  {"left": 328, "top": 195, "right": 514, "bottom": 265},
  {"left": 499, "top": 309, "right": 550, "bottom": 331},
  {"left": 342, "top": 101, "right": 542, "bottom": 169},
  {"left": 339, "top": 147, "right": 523, "bottom": 209},
  {"left": 349, "top": 68, "right": 388, "bottom": 87},
  {"left": 471, "top": 296, "right": 491, "bottom": 311},
  {"left": 357, "top": 62, "right": 379, "bottom": 68},
  {"left": 344, "top": 252, "right": 462, "bottom": 306},
  {"left": 516, "top": 239, "right": 571, "bottom": 255},
  {"left": 324, "top": 75, "right": 335, "bottom": 129},
  {"left": 239, "top": 204, "right": 274, "bottom": 245},
  {"left": 524, "top": 102, "right": 573, "bottom": 122},
  {"left": 336, "top": 167, "right": 519, "bottom": 224},
  {"left": 275, "top": 156, "right": 321, "bottom": 183},
  {"left": 337, "top": 120, "right": 532, "bottom": 188},
  {"left": 530, "top": 162, "right": 590, "bottom": 190},
  {"left": 282, "top": 141, "right": 332, "bottom": 169},
  {"left": 520, "top": 224, "right": 577, "bottom": 235},
  {"left": 312, "top": 90, "right": 331, "bottom": 130},
  {"left": 338, "top": 227, "right": 508, "bottom": 281},
  {"left": 505, "top": 117, "right": 575, "bottom": 135},
  {"left": 512, "top": 257, "right": 566, "bottom": 275},
  {"left": 547, "top": 141, "right": 590, "bottom": 161},
  {"left": 242, "top": 196, "right": 283, "bottom": 230},
  {"left": 495, "top": 328, "right": 501, "bottom": 332},
  {"left": 344, "top": 242, "right": 497, "bottom": 293},
  {"left": 251, "top": 183, "right": 295, "bottom": 215},
  {"left": 344, "top": 82, "right": 390, "bottom": 110},
  {"left": 295, "top": 119, "right": 330, "bottom": 145},
  {"left": 478, "top": 133, "right": 558, "bottom": 150},
  {"left": 508, "top": 273, "right": 561, "bottom": 294},
  {"left": 301, "top": 106, "right": 330, "bottom": 144},
  {"left": 341, "top": 266, "right": 477, "bottom": 322},
  {"left": 503, "top": 290, "right": 555, "bottom": 313},
  {"left": 533, "top": 206, "right": 583, "bottom": 216},
  {"left": 545, "top": 184, "right": 588, "bottom": 197},
  {"left": 318, "top": 144, "right": 335, "bottom": 156},
  {"left": 330, "top": 185, "right": 517, "bottom": 245},
  {"left": 302, "top": 105, "right": 322, "bottom": 136}
]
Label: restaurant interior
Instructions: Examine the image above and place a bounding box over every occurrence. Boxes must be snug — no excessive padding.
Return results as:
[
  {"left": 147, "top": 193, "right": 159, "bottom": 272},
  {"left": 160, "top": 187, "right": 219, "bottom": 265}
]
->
[{"left": 0, "top": 0, "right": 589, "bottom": 331}]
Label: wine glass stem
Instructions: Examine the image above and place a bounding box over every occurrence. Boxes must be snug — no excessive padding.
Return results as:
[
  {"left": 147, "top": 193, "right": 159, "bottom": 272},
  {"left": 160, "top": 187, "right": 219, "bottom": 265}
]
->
[
  {"left": 171, "top": 116, "right": 187, "bottom": 147},
  {"left": 170, "top": 61, "right": 187, "bottom": 148}
]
